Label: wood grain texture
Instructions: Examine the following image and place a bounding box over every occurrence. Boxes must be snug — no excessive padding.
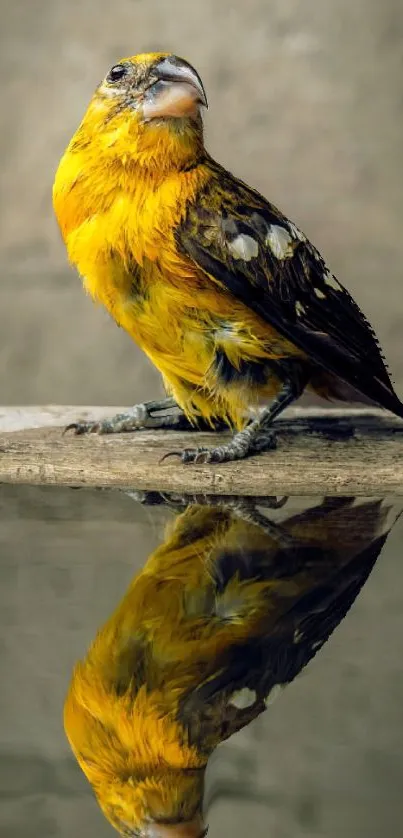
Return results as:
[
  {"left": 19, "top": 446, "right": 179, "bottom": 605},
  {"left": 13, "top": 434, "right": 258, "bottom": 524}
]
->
[{"left": 0, "top": 406, "right": 403, "bottom": 496}]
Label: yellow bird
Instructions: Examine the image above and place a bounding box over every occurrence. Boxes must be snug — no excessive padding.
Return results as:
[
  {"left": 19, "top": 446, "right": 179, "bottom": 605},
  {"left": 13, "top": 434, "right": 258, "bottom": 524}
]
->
[
  {"left": 53, "top": 53, "right": 403, "bottom": 463},
  {"left": 64, "top": 494, "right": 399, "bottom": 837}
]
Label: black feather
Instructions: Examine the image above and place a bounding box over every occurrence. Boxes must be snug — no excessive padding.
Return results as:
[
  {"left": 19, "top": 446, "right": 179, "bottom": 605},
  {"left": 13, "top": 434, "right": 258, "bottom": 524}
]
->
[
  {"left": 214, "top": 349, "right": 270, "bottom": 387},
  {"left": 177, "top": 161, "right": 403, "bottom": 418}
]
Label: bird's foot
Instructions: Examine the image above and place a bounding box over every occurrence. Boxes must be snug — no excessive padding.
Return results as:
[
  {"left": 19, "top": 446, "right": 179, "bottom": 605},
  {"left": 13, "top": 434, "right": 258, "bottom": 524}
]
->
[
  {"left": 64, "top": 398, "right": 187, "bottom": 436},
  {"left": 125, "top": 490, "right": 291, "bottom": 544},
  {"left": 126, "top": 490, "right": 287, "bottom": 511},
  {"left": 162, "top": 426, "right": 277, "bottom": 464}
]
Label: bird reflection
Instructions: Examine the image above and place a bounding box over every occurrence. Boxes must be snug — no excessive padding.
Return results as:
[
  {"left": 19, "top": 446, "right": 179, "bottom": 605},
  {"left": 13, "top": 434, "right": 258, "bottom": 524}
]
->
[{"left": 64, "top": 493, "right": 400, "bottom": 837}]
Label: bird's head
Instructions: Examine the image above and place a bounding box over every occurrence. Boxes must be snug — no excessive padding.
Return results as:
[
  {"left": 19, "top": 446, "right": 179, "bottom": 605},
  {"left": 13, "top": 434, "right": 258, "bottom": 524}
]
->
[
  {"left": 75, "top": 53, "right": 208, "bottom": 172},
  {"left": 96, "top": 770, "right": 207, "bottom": 838},
  {"left": 64, "top": 676, "right": 208, "bottom": 838}
]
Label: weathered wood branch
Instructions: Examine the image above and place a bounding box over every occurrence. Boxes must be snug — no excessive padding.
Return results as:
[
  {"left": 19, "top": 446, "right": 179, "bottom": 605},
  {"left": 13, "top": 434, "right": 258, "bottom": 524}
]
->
[{"left": 0, "top": 406, "right": 403, "bottom": 496}]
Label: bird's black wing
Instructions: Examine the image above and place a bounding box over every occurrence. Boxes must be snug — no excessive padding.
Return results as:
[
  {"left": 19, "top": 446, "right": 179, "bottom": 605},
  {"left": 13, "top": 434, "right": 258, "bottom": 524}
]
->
[
  {"left": 176, "top": 161, "right": 403, "bottom": 416},
  {"left": 178, "top": 533, "right": 388, "bottom": 756}
]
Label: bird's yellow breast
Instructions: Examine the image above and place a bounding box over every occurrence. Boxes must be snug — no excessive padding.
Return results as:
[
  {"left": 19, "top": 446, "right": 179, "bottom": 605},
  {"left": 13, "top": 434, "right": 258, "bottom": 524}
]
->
[
  {"left": 53, "top": 142, "right": 300, "bottom": 425},
  {"left": 53, "top": 143, "right": 208, "bottom": 299}
]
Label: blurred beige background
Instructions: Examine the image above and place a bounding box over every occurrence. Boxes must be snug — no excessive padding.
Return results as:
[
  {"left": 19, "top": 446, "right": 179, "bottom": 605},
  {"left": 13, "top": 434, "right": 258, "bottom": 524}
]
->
[{"left": 1, "top": 0, "right": 403, "bottom": 407}]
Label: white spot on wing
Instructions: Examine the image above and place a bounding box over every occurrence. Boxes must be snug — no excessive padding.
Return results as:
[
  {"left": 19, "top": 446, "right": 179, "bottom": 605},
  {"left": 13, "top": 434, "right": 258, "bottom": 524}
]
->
[
  {"left": 324, "top": 270, "right": 340, "bottom": 290},
  {"left": 228, "top": 234, "right": 259, "bottom": 261},
  {"left": 264, "top": 684, "right": 283, "bottom": 708},
  {"left": 314, "top": 287, "right": 326, "bottom": 299},
  {"left": 293, "top": 628, "right": 303, "bottom": 643},
  {"left": 288, "top": 222, "right": 306, "bottom": 242},
  {"left": 295, "top": 301, "right": 305, "bottom": 317},
  {"left": 228, "top": 687, "right": 257, "bottom": 709},
  {"left": 265, "top": 225, "right": 294, "bottom": 259}
]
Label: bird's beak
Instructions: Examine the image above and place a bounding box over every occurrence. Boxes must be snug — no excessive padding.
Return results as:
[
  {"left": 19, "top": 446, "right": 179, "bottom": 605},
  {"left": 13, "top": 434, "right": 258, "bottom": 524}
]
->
[
  {"left": 146, "top": 815, "right": 207, "bottom": 838},
  {"left": 142, "top": 57, "right": 208, "bottom": 120}
]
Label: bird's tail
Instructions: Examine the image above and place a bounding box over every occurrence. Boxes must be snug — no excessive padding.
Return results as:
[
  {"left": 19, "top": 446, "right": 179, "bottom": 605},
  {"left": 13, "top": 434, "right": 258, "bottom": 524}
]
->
[
  {"left": 357, "top": 376, "right": 403, "bottom": 419},
  {"left": 315, "top": 371, "right": 403, "bottom": 419}
]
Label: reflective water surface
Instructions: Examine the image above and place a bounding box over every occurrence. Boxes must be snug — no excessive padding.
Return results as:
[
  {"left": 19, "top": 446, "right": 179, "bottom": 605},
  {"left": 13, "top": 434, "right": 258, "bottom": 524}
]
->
[{"left": 1, "top": 485, "right": 403, "bottom": 838}]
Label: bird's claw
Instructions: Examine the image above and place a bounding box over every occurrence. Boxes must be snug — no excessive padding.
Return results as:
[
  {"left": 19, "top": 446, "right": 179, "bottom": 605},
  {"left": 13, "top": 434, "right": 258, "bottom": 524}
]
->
[
  {"left": 159, "top": 450, "right": 184, "bottom": 464},
  {"left": 190, "top": 448, "right": 216, "bottom": 464},
  {"left": 62, "top": 400, "right": 192, "bottom": 438},
  {"left": 161, "top": 431, "right": 277, "bottom": 465},
  {"left": 63, "top": 420, "right": 106, "bottom": 436},
  {"left": 160, "top": 447, "right": 215, "bottom": 465}
]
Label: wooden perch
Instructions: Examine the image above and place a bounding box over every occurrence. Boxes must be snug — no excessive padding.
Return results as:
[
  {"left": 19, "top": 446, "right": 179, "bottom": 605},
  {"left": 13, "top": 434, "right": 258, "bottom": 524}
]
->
[{"left": 0, "top": 406, "right": 403, "bottom": 497}]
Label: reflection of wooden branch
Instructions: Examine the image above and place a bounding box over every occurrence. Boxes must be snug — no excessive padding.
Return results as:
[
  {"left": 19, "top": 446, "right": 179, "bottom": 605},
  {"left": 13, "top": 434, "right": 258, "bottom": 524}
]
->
[{"left": 0, "top": 405, "right": 402, "bottom": 496}]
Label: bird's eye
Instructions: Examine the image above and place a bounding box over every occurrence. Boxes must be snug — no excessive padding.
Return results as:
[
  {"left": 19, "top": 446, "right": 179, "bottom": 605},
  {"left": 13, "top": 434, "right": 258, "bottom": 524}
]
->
[{"left": 107, "top": 64, "right": 127, "bottom": 83}]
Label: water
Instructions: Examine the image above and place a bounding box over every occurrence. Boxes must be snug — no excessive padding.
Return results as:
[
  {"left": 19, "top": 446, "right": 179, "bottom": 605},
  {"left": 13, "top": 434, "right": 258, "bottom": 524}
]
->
[{"left": 1, "top": 484, "right": 403, "bottom": 838}]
